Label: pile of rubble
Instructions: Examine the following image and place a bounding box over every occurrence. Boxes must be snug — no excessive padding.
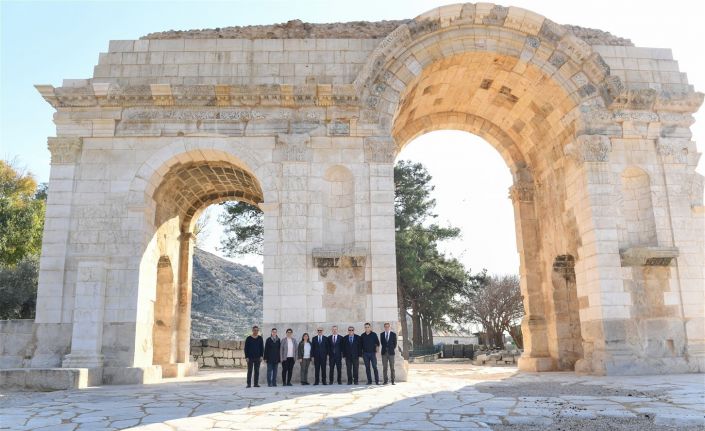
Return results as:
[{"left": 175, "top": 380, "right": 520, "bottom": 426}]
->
[{"left": 472, "top": 349, "right": 521, "bottom": 366}]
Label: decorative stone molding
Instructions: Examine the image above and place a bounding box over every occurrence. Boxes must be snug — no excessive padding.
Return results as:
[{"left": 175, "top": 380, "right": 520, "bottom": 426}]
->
[
  {"left": 35, "top": 83, "right": 360, "bottom": 109},
  {"left": 150, "top": 84, "right": 174, "bottom": 106},
  {"left": 508, "top": 180, "right": 535, "bottom": 203},
  {"left": 47, "top": 137, "right": 82, "bottom": 164},
  {"left": 619, "top": 246, "right": 679, "bottom": 267},
  {"left": 275, "top": 133, "right": 311, "bottom": 162},
  {"left": 364, "top": 137, "right": 396, "bottom": 163},
  {"left": 312, "top": 247, "right": 367, "bottom": 268},
  {"left": 565, "top": 135, "right": 612, "bottom": 164},
  {"left": 657, "top": 138, "right": 689, "bottom": 164}
]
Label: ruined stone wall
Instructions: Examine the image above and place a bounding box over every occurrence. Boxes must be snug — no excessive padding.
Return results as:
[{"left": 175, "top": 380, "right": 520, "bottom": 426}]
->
[{"left": 190, "top": 339, "right": 246, "bottom": 368}]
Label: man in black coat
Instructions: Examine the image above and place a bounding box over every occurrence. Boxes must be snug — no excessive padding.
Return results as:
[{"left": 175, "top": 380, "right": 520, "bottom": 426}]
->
[
  {"left": 244, "top": 325, "right": 264, "bottom": 388},
  {"left": 380, "top": 322, "right": 398, "bottom": 385},
  {"left": 263, "top": 328, "right": 281, "bottom": 387},
  {"left": 327, "top": 325, "right": 343, "bottom": 385},
  {"left": 311, "top": 327, "right": 329, "bottom": 385},
  {"left": 342, "top": 325, "right": 362, "bottom": 384},
  {"left": 360, "top": 322, "right": 380, "bottom": 385}
]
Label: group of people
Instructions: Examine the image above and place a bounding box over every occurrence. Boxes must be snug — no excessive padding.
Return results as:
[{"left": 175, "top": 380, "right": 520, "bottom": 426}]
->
[{"left": 243, "top": 322, "right": 398, "bottom": 387}]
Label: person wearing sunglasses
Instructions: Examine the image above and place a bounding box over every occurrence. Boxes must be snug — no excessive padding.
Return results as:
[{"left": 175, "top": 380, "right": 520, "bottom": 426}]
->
[{"left": 342, "top": 326, "right": 362, "bottom": 385}]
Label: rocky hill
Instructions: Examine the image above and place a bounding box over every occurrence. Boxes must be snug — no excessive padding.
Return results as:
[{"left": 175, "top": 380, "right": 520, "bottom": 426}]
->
[{"left": 191, "top": 248, "right": 262, "bottom": 339}]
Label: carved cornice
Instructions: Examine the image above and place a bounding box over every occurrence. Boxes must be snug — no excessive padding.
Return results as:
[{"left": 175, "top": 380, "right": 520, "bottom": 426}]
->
[
  {"left": 35, "top": 83, "right": 360, "bottom": 109},
  {"left": 47, "top": 137, "right": 82, "bottom": 164},
  {"left": 565, "top": 135, "right": 612, "bottom": 164},
  {"left": 605, "top": 84, "right": 704, "bottom": 113}
]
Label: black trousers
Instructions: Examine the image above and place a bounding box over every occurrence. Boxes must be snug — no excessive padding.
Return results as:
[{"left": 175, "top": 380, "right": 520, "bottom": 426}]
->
[
  {"left": 345, "top": 356, "right": 359, "bottom": 383},
  {"left": 281, "top": 357, "right": 295, "bottom": 384},
  {"left": 314, "top": 356, "right": 327, "bottom": 383},
  {"left": 246, "top": 359, "right": 260, "bottom": 386},
  {"left": 328, "top": 355, "right": 342, "bottom": 383}
]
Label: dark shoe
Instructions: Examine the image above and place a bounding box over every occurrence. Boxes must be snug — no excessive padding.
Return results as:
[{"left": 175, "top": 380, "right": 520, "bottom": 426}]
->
[
  {"left": 383, "top": 380, "right": 388, "bottom": 385},
  {"left": 353, "top": 381, "right": 358, "bottom": 384},
  {"left": 375, "top": 381, "right": 380, "bottom": 385},
  {"left": 367, "top": 381, "right": 372, "bottom": 385},
  {"left": 322, "top": 382, "right": 327, "bottom": 385},
  {"left": 338, "top": 381, "right": 342, "bottom": 385},
  {"left": 254, "top": 384, "right": 260, "bottom": 387},
  {"left": 246, "top": 385, "right": 251, "bottom": 388},
  {"left": 313, "top": 382, "right": 319, "bottom": 386},
  {"left": 347, "top": 381, "right": 352, "bottom": 385},
  {"left": 391, "top": 381, "right": 395, "bottom": 385}
]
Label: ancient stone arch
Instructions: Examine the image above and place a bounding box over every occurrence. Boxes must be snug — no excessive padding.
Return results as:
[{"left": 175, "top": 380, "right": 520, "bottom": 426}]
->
[{"left": 10, "top": 3, "right": 702, "bottom": 385}]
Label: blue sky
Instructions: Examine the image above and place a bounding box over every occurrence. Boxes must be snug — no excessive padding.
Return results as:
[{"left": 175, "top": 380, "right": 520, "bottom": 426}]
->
[{"left": 2, "top": 0, "right": 703, "bottom": 274}]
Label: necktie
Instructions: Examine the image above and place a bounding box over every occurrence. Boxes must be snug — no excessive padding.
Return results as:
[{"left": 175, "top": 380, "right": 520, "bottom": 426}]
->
[
  {"left": 334, "top": 335, "right": 336, "bottom": 344},
  {"left": 349, "top": 336, "right": 352, "bottom": 344},
  {"left": 319, "top": 336, "right": 321, "bottom": 344}
]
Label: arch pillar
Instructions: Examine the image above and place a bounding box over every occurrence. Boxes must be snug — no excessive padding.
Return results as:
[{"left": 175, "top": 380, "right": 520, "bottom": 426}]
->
[
  {"left": 175, "top": 232, "right": 195, "bottom": 365},
  {"left": 510, "top": 179, "right": 554, "bottom": 371}
]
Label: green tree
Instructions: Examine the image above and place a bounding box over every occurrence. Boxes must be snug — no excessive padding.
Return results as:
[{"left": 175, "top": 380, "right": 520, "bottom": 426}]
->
[
  {"left": 218, "top": 201, "right": 263, "bottom": 257},
  {"left": 0, "top": 160, "right": 46, "bottom": 266},
  {"left": 0, "top": 256, "right": 39, "bottom": 319},
  {"left": 0, "top": 160, "right": 46, "bottom": 319},
  {"left": 394, "top": 161, "right": 472, "bottom": 349}
]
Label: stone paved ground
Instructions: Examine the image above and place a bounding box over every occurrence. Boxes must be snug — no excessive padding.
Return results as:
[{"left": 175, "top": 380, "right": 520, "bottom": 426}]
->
[{"left": 1, "top": 360, "right": 703, "bottom": 430}]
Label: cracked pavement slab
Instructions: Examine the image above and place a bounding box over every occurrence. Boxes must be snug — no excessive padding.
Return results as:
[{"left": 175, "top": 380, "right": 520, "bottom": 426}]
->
[{"left": 1, "top": 361, "right": 703, "bottom": 430}]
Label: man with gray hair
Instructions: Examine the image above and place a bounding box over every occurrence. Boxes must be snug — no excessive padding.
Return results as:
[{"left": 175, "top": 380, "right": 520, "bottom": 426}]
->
[{"left": 328, "top": 325, "right": 343, "bottom": 385}]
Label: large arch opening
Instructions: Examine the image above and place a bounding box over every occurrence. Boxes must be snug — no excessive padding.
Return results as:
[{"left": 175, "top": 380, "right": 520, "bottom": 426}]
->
[
  {"left": 137, "top": 151, "right": 265, "bottom": 377},
  {"left": 388, "top": 47, "right": 587, "bottom": 371}
]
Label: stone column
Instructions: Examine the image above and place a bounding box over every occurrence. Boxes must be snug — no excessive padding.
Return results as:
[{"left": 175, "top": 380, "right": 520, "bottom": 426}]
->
[
  {"left": 510, "top": 179, "right": 554, "bottom": 371},
  {"left": 62, "top": 259, "right": 108, "bottom": 368},
  {"left": 31, "top": 137, "right": 82, "bottom": 368},
  {"left": 175, "top": 232, "right": 195, "bottom": 364}
]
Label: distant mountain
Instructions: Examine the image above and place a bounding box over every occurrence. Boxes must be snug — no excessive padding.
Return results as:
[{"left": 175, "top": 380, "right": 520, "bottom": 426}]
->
[{"left": 191, "top": 248, "right": 262, "bottom": 339}]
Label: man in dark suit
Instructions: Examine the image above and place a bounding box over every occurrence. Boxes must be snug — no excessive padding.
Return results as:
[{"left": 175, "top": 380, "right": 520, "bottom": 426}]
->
[
  {"left": 380, "top": 322, "right": 398, "bottom": 385},
  {"left": 342, "top": 325, "right": 362, "bottom": 384},
  {"left": 327, "top": 325, "right": 343, "bottom": 385},
  {"left": 311, "top": 327, "right": 329, "bottom": 385}
]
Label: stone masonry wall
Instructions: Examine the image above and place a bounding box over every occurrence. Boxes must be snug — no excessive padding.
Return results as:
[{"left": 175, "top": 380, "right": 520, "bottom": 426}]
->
[
  {"left": 0, "top": 320, "right": 34, "bottom": 368},
  {"left": 190, "top": 339, "right": 246, "bottom": 368}
]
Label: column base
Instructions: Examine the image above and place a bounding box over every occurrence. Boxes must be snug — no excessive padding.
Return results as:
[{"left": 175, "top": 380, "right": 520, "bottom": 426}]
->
[
  {"left": 161, "top": 361, "right": 199, "bottom": 378},
  {"left": 576, "top": 354, "right": 692, "bottom": 375},
  {"left": 518, "top": 355, "right": 556, "bottom": 372},
  {"left": 0, "top": 368, "right": 101, "bottom": 391},
  {"left": 102, "top": 365, "right": 163, "bottom": 385},
  {"left": 62, "top": 353, "right": 104, "bottom": 368}
]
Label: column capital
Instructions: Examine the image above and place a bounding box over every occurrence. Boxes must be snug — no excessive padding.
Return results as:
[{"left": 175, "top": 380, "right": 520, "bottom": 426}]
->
[
  {"left": 508, "top": 179, "right": 535, "bottom": 203},
  {"left": 47, "top": 137, "right": 82, "bottom": 164},
  {"left": 178, "top": 232, "right": 196, "bottom": 242},
  {"left": 565, "top": 134, "right": 612, "bottom": 164}
]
